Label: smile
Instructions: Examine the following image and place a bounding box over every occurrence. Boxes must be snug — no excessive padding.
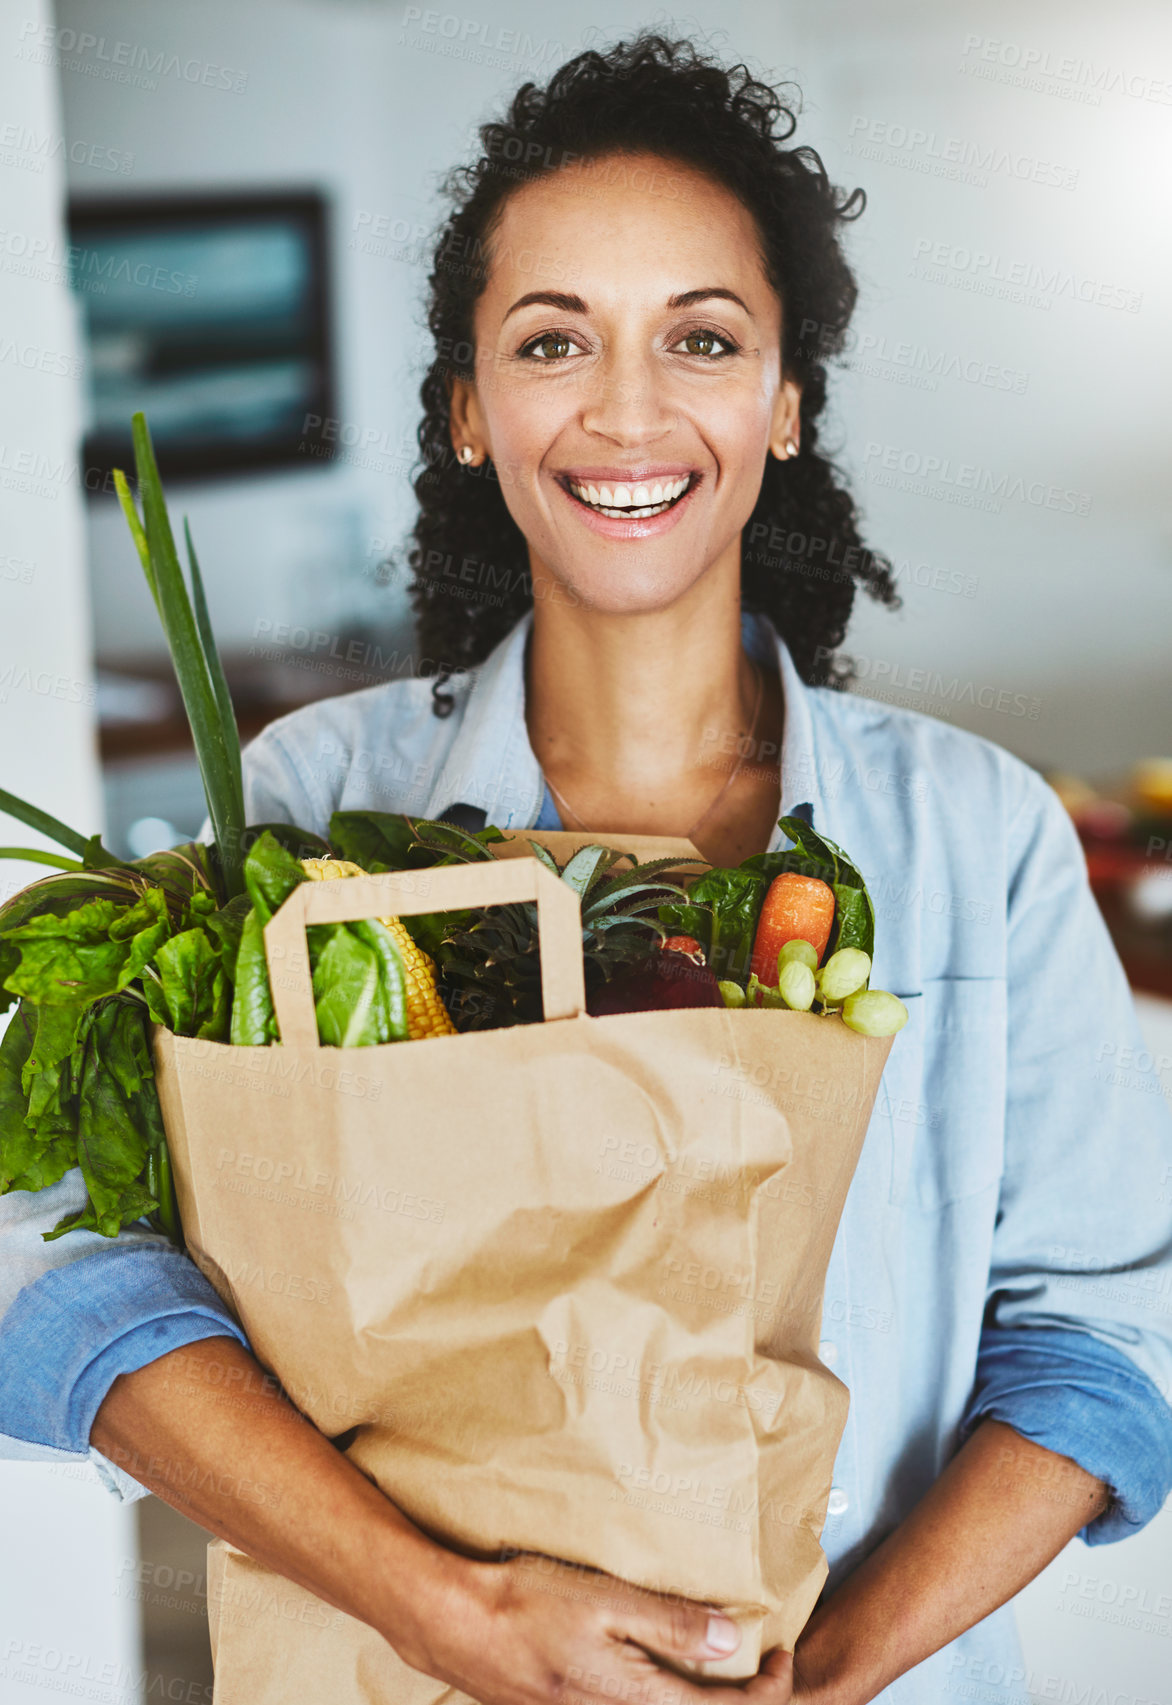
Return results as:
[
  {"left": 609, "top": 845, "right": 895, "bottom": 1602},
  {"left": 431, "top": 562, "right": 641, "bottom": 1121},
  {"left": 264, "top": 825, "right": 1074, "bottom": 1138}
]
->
[{"left": 563, "top": 473, "right": 695, "bottom": 519}]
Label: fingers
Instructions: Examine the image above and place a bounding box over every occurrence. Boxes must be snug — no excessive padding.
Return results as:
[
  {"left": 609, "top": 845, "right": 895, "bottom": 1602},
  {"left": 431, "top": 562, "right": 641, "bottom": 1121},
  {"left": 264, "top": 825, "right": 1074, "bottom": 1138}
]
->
[
  {"left": 605, "top": 1590, "right": 743, "bottom": 1667},
  {"left": 743, "top": 1647, "right": 795, "bottom": 1699},
  {"left": 656, "top": 1647, "right": 795, "bottom": 1705}
]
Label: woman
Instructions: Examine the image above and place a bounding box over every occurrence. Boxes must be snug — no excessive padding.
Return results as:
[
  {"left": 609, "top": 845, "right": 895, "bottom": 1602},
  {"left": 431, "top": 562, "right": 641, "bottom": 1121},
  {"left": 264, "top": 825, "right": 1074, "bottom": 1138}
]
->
[{"left": 3, "top": 34, "right": 1171, "bottom": 1705}]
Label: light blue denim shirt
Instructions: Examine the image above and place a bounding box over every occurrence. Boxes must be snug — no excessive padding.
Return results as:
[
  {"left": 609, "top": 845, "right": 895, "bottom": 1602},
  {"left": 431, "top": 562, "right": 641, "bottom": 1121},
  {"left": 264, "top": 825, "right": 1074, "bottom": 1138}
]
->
[{"left": 3, "top": 608, "right": 1171, "bottom": 1705}]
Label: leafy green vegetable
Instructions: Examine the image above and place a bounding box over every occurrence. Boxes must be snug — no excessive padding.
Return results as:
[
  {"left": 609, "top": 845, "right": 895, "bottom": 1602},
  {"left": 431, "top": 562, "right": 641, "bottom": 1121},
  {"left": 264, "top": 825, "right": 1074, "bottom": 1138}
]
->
[
  {"left": 0, "top": 785, "right": 122, "bottom": 867},
  {"left": 0, "top": 847, "right": 85, "bottom": 871},
  {"left": 229, "top": 909, "right": 276, "bottom": 1047},
  {"left": 329, "top": 811, "right": 506, "bottom": 874},
  {"left": 113, "top": 416, "right": 246, "bottom": 899},
  {"left": 309, "top": 925, "right": 406, "bottom": 1048},
  {"left": 1, "top": 889, "right": 169, "bottom": 1007},
  {"left": 658, "top": 867, "right": 768, "bottom": 985},
  {"left": 50, "top": 1000, "right": 165, "bottom": 1241},
  {"left": 347, "top": 920, "right": 408, "bottom": 1042},
  {"left": 153, "top": 929, "right": 229, "bottom": 1039},
  {"left": 328, "top": 811, "right": 508, "bottom": 960},
  {"left": 741, "top": 815, "right": 876, "bottom": 961},
  {"left": 0, "top": 851, "right": 235, "bottom": 1242},
  {"left": 659, "top": 814, "right": 877, "bottom": 983},
  {"left": 225, "top": 831, "right": 411, "bottom": 1048}
]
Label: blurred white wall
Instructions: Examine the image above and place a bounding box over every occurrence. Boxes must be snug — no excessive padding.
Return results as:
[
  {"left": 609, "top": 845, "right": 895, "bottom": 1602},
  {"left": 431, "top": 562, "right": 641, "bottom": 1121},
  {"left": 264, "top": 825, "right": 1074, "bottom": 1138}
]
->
[
  {"left": 789, "top": 0, "right": 1172, "bottom": 773},
  {"left": 0, "top": 0, "right": 141, "bottom": 1697}
]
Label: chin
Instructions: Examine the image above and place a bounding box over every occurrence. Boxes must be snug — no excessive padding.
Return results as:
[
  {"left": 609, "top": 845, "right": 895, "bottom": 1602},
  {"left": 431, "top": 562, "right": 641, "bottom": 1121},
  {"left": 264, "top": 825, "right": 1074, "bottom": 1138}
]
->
[{"left": 545, "top": 563, "right": 709, "bottom": 618}]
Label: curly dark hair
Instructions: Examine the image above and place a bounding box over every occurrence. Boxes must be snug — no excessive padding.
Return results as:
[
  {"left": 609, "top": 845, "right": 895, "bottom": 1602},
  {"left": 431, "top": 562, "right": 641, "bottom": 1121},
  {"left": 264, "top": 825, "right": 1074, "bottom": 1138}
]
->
[{"left": 404, "top": 31, "right": 898, "bottom": 715}]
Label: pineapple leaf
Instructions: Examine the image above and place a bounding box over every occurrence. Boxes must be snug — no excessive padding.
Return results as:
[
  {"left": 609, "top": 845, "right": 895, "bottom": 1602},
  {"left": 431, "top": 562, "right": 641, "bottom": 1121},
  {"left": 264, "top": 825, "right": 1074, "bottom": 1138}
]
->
[
  {"left": 560, "top": 845, "right": 612, "bottom": 896},
  {"left": 580, "top": 880, "right": 688, "bottom": 923},
  {"left": 525, "top": 841, "right": 561, "bottom": 875}
]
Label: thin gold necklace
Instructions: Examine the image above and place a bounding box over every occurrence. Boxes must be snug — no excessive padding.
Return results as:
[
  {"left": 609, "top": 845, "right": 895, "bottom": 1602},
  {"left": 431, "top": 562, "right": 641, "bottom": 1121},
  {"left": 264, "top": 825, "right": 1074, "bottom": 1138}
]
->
[{"left": 542, "top": 661, "right": 766, "bottom": 841}]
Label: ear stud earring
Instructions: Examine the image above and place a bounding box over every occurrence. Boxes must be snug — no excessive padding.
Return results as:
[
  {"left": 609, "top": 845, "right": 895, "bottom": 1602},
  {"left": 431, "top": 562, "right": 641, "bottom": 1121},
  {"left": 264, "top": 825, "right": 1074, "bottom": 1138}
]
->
[
  {"left": 785, "top": 437, "right": 798, "bottom": 458},
  {"left": 459, "top": 445, "right": 474, "bottom": 464}
]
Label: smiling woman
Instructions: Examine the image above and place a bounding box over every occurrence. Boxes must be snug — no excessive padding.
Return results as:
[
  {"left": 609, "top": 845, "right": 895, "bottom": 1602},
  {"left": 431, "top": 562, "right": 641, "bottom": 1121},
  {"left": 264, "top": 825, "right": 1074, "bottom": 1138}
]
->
[
  {"left": 3, "top": 26, "right": 1172, "bottom": 1705},
  {"left": 413, "top": 37, "right": 897, "bottom": 688},
  {"left": 407, "top": 37, "right": 901, "bottom": 867}
]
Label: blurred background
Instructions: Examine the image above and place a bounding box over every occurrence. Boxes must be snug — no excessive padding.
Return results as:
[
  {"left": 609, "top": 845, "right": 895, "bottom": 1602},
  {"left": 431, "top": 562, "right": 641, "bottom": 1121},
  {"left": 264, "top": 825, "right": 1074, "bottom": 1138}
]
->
[{"left": 1, "top": 0, "right": 1170, "bottom": 1699}]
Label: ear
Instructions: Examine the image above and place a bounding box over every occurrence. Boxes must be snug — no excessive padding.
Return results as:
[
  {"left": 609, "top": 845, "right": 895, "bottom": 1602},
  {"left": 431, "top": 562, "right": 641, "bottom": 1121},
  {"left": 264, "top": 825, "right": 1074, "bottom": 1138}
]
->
[
  {"left": 448, "top": 372, "right": 490, "bottom": 460},
  {"left": 769, "top": 371, "right": 803, "bottom": 453}
]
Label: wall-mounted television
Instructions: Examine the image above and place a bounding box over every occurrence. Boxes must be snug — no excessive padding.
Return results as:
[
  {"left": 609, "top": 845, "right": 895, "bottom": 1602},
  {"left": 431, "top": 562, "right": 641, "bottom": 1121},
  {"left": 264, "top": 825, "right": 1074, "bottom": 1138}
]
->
[{"left": 68, "top": 191, "right": 335, "bottom": 484}]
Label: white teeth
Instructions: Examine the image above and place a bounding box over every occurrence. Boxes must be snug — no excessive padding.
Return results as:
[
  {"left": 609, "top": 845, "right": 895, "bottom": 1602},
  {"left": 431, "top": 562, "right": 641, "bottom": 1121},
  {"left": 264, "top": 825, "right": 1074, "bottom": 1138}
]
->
[{"left": 568, "top": 474, "right": 692, "bottom": 516}]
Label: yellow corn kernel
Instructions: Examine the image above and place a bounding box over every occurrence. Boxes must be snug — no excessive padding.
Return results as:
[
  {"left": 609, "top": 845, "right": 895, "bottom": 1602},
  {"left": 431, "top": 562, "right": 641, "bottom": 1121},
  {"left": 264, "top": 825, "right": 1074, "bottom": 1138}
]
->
[{"left": 299, "top": 857, "right": 457, "bottom": 1039}]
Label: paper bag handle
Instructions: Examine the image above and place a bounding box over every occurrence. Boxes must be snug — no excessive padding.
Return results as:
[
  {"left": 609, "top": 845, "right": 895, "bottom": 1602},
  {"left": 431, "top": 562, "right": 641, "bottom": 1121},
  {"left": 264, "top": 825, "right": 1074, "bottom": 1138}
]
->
[{"left": 263, "top": 856, "right": 586, "bottom": 1048}]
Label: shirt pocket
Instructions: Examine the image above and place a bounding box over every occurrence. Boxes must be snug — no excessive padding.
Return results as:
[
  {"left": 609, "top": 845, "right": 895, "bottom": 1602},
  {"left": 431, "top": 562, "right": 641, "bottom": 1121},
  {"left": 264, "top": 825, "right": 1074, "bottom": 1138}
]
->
[{"left": 882, "top": 976, "right": 1007, "bottom": 1210}]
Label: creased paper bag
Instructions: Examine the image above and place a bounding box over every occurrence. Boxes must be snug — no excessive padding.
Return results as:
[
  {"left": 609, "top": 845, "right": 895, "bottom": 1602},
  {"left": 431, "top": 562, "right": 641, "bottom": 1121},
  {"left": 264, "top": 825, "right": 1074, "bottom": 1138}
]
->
[{"left": 152, "top": 831, "right": 895, "bottom": 1704}]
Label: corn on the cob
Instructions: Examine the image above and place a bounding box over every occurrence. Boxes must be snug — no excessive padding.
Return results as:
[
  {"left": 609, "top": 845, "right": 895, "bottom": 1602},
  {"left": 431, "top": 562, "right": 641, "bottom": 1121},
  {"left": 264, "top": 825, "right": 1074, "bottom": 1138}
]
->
[{"left": 299, "top": 857, "right": 457, "bottom": 1039}]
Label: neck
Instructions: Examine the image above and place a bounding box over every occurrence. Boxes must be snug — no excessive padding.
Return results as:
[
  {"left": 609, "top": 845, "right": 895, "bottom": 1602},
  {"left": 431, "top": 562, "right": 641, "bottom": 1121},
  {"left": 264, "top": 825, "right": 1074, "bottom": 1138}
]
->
[{"left": 524, "top": 550, "right": 779, "bottom": 844}]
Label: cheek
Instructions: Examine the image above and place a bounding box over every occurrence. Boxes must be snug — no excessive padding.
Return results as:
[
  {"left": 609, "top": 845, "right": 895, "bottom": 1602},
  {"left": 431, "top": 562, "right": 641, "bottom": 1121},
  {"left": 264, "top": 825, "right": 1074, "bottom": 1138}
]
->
[{"left": 479, "top": 387, "right": 563, "bottom": 496}]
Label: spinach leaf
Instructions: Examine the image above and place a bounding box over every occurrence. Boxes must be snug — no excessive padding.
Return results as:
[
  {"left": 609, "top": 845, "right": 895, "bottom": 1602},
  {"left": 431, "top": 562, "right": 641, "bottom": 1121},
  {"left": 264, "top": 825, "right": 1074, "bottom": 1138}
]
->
[
  {"left": 329, "top": 810, "right": 424, "bottom": 872},
  {"left": 242, "top": 830, "right": 309, "bottom": 921},
  {"left": 659, "top": 867, "right": 768, "bottom": 984},
  {"left": 204, "top": 893, "right": 251, "bottom": 986},
  {"left": 229, "top": 908, "right": 277, "bottom": 1046},
  {"left": 154, "top": 928, "right": 229, "bottom": 1039},
  {"left": 347, "top": 920, "right": 408, "bottom": 1043},
  {"left": 830, "top": 884, "right": 873, "bottom": 956},
  {"left": 44, "top": 1000, "right": 162, "bottom": 1241},
  {"left": 22, "top": 1002, "right": 85, "bottom": 1122},
  {"left": 1, "top": 888, "right": 172, "bottom": 1008},
  {"left": 311, "top": 929, "right": 384, "bottom": 1048},
  {"left": 0, "top": 1005, "right": 71, "bottom": 1194}
]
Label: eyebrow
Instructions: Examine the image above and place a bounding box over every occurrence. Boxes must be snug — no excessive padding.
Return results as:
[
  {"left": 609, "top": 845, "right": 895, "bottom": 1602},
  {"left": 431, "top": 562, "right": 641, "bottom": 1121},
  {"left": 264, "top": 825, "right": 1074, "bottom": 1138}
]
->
[{"left": 501, "top": 286, "right": 753, "bottom": 321}]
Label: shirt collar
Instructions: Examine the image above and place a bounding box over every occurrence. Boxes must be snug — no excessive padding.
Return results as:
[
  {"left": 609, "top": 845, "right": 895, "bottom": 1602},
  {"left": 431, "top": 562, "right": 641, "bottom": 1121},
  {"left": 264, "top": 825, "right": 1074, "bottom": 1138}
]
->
[
  {"left": 426, "top": 605, "right": 832, "bottom": 842},
  {"left": 423, "top": 609, "right": 544, "bottom": 828}
]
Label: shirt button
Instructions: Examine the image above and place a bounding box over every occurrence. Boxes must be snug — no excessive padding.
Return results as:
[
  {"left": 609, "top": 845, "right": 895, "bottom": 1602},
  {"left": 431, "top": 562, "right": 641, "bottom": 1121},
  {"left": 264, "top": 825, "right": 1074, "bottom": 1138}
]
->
[
  {"left": 827, "top": 1487, "right": 850, "bottom": 1517},
  {"left": 818, "top": 1339, "right": 838, "bottom": 1366}
]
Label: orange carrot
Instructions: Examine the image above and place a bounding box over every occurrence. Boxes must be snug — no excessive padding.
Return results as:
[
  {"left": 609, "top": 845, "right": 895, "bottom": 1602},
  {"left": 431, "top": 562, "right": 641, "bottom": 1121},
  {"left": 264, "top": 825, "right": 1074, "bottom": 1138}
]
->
[{"left": 749, "top": 873, "right": 836, "bottom": 984}]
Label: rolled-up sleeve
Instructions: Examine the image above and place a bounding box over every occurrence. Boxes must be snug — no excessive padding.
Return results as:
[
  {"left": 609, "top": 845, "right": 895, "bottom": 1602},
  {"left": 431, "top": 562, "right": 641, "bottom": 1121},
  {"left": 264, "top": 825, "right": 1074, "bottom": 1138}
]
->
[
  {"left": 0, "top": 1168, "right": 249, "bottom": 1492},
  {"left": 958, "top": 765, "right": 1172, "bottom": 1542}
]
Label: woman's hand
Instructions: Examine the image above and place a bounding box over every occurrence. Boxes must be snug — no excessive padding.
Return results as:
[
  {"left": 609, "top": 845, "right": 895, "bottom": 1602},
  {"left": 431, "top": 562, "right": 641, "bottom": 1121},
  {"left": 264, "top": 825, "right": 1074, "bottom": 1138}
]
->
[{"left": 391, "top": 1549, "right": 800, "bottom": 1705}]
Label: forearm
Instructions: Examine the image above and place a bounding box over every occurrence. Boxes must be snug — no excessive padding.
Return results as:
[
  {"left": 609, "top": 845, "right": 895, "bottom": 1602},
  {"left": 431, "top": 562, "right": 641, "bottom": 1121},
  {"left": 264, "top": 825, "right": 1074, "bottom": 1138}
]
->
[
  {"left": 792, "top": 1418, "right": 1111, "bottom": 1705},
  {"left": 91, "top": 1335, "right": 459, "bottom": 1666}
]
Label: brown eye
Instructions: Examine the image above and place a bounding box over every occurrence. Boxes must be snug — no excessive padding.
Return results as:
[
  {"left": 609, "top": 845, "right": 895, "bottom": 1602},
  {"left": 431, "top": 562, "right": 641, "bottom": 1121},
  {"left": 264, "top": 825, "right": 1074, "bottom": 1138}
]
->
[
  {"left": 528, "top": 333, "right": 572, "bottom": 360},
  {"left": 684, "top": 330, "right": 718, "bottom": 356}
]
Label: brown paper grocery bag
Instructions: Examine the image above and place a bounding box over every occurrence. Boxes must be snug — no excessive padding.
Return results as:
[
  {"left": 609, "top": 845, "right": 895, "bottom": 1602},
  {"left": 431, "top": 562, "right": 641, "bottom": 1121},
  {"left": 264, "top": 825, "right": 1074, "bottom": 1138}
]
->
[{"left": 153, "top": 834, "right": 894, "bottom": 1704}]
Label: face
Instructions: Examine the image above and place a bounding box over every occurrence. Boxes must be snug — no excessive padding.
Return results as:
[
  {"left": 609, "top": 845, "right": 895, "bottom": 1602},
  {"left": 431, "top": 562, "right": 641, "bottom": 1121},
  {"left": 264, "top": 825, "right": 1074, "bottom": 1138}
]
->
[{"left": 449, "top": 150, "right": 801, "bottom": 616}]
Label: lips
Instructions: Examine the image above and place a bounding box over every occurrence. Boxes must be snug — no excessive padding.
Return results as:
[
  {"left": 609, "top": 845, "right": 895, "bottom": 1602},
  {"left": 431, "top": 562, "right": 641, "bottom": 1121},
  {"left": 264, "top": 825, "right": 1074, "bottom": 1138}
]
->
[
  {"left": 566, "top": 474, "right": 692, "bottom": 518},
  {"left": 553, "top": 467, "right": 703, "bottom": 539}
]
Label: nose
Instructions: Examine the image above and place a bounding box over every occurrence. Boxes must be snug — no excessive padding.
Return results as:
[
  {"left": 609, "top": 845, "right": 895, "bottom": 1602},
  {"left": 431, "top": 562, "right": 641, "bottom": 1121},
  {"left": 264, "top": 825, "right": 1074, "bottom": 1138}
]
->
[{"left": 580, "top": 346, "right": 676, "bottom": 448}]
